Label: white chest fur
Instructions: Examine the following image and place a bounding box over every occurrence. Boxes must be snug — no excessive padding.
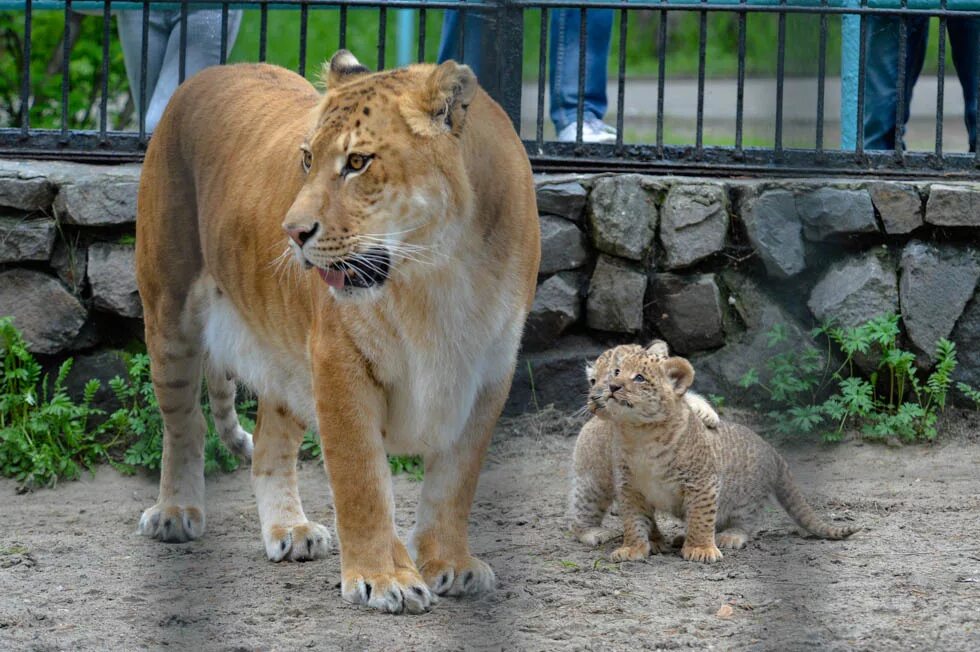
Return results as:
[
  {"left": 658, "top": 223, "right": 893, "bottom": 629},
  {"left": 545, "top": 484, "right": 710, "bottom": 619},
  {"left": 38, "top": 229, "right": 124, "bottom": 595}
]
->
[{"left": 628, "top": 447, "right": 685, "bottom": 517}]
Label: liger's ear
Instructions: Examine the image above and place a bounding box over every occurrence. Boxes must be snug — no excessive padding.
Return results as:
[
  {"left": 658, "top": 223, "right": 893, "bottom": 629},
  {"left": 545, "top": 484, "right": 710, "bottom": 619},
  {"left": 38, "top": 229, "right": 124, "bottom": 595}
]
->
[
  {"left": 663, "top": 357, "right": 695, "bottom": 396},
  {"left": 402, "top": 60, "right": 477, "bottom": 137},
  {"left": 322, "top": 50, "right": 371, "bottom": 90}
]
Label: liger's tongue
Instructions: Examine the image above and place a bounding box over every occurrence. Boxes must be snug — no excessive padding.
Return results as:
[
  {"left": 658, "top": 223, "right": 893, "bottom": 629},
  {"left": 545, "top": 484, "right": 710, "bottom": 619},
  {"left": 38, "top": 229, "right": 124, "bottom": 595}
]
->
[{"left": 319, "top": 267, "right": 346, "bottom": 289}]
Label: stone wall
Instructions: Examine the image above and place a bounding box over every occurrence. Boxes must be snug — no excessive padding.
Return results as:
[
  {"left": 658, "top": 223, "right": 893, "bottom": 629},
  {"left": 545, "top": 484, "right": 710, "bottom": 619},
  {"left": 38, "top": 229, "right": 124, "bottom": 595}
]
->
[{"left": 3, "top": 159, "right": 980, "bottom": 415}]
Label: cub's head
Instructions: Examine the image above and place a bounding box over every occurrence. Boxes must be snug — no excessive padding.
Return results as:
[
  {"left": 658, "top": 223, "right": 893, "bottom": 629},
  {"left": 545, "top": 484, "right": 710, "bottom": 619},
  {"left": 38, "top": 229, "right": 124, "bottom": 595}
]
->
[
  {"left": 282, "top": 50, "right": 478, "bottom": 300},
  {"left": 586, "top": 344, "right": 642, "bottom": 417},
  {"left": 602, "top": 350, "right": 695, "bottom": 427}
]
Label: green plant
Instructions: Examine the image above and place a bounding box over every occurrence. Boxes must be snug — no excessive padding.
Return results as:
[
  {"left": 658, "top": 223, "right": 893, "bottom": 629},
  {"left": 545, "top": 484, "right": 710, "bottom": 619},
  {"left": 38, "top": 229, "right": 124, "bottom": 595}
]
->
[
  {"left": 956, "top": 381, "right": 980, "bottom": 411},
  {"left": 0, "top": 317, "right": 111, "bottom": 487},
  {"left": 740, "top": 314, "right": 963, "bottom": 443}
]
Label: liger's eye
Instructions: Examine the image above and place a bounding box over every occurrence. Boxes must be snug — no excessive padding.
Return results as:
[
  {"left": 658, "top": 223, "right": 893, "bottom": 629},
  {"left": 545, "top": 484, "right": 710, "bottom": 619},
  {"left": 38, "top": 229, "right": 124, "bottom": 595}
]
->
[
  {"left": 343, "top": 153, "right": 373, "bottom": 176},
  {"left": 301, "top": 148, "right": 312, "bottom": 173},
  {"left": 633, "top": 374, "right": 646, "bottom": 383}
]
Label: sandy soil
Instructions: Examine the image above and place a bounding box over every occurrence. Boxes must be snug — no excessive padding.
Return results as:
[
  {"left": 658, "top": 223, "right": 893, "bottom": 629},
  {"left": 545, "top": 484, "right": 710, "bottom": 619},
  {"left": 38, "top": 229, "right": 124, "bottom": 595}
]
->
[{"left": 2, "top": 407, "right": 980, "bottom": 651}]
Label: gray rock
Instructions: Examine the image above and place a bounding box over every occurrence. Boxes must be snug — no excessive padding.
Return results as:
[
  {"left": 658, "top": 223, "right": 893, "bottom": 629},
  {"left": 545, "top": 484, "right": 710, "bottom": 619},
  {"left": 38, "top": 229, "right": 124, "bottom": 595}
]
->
[
  {"left": 0, "top": 215, "right": 56, "bottom": 263},
  {"left": 0, "top": 269, "right": 87, "bottom": 354},
  {"left": 525, "top": 273, "right": 583, "bottom": 349},
  {"left": 50, "top": 239, "right": 88, "bottom": 294},
  {"left": 88, "top": 242, "right": 142, "bottom": 318},
  {"left": 925, "top": 184, "right": 980, "bottom": 227},
  {"left": 586, "top": 255, "right": 647, "bottom": 333},
  {"left": 796, "top": 187, "right": 878, "bottom": 240},
  {"left": 648, "top": 273, "right": 725, "bottom": 354},
  {"left": 808, "top": 251, "right": 899, "bottom": 329},
  {"left": 587, "top": 175, "right": 658, "bottom": 261},
  {"left": 0, "top": 160, "right": 56, "bottom": 211},
  {"left": 506, "top": 336, "right": 607, "bottom": 415},
  {"left": 54, "top": 171, "right": 140, "bottom": 226},
  {"left": 900, "top": 241, "right": 980, "bottom": 363},
  {"left": 741, "top": 190, "right": 806, "bottom": 278},
  {"left": 869, "top": 182, "right": 924, "bottom": 234},
  {"left": 951, "top": 295, "right": 980, "bottom": 390},
  {"left": 659, "top": 184, "right": 729, "bottom": 269},
  {"left": 64, "top": 349, "right": 129, "bottom": 415},
  {"left": 536, "top": 182, "right": 588, "bottom": 224},
  {"left": 539, "top": 215, "right": 589, "bottom": 274}
]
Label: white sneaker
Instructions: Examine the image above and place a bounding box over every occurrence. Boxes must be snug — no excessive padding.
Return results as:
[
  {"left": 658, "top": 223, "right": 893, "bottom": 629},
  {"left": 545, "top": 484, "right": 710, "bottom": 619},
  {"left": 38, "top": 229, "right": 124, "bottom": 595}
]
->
[{"left": 557, "top": 118, "right": 617, "bottom": 144}]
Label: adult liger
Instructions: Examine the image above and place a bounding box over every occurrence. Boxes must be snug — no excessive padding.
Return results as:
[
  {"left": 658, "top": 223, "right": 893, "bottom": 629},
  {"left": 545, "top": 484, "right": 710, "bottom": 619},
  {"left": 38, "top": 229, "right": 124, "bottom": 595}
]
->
[{"left": 134, "top": 51, "right": 540, "bottom": 614}]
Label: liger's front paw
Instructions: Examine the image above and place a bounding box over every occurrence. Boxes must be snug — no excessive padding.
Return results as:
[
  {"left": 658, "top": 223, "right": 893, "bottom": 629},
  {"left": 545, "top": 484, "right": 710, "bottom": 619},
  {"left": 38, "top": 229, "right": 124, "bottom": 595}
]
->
[
  {"left": 418, "top": 556, "right": 496, "bottom": 597},
  {"left": 681, "top": 543, "right": 724, "bottom": 563},
  {"left": 610, "top": 542, "right": 651, "bottom": 562},
  {"left": 138, "top": 504, "right": 205, "bottom": 542},
  {"left": 263, "top": 521, "right": 332, "bottom": 562},
  {"left": 341, "top": 567, "right": 434, "bottom": 615}
]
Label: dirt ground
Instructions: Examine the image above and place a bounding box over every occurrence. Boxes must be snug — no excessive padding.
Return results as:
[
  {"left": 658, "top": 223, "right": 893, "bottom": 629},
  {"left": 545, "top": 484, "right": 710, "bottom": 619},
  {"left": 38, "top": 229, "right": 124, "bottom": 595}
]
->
[{"left": 2, "top": 407, "right": 980, "bottom": 652}]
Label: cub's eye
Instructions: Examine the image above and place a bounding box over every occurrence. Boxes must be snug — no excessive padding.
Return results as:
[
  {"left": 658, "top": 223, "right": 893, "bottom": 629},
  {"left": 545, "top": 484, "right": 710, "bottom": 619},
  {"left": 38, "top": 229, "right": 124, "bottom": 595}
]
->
[
  {"left": 613, "top": 368, "right": 620, "bottom": 377},
  {"left": 343, "top": 153, "right": 373, "bottom": 176},
  {"left": 633, "top": 374, "right": 646, "bottom": 383},
  {"left": 589, "top": 379, "right": 596, "bottom": 387},
  {"left": 301, "top": 148, "right": 312, "bottom": 173}
]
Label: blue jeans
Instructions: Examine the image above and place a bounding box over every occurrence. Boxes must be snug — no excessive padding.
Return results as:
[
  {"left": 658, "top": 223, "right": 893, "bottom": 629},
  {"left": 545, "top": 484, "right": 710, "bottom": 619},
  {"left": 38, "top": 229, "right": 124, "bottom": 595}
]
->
[
  {"left": 438, "top": 9, "right": 613, "bottom": 132},
  {"left": 864, "top": 15, "right": 979, "bottom": 151}
]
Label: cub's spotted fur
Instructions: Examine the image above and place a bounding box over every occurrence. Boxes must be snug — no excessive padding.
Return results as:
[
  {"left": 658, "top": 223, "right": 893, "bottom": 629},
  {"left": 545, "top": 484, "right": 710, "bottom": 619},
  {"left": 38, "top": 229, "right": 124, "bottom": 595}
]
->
[
  {"left": 568, "top": 340, "right": 718, "bottom": 546},
  {"left": 599, "top": 349, "right": 859, "bottom": 563}
]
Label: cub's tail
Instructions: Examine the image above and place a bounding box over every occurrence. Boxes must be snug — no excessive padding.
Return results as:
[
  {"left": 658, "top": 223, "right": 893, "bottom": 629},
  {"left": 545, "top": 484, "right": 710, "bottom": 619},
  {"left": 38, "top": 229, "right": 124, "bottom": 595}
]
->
[{"left": 773, "top": 458, "right": 860, "bottom": 540}]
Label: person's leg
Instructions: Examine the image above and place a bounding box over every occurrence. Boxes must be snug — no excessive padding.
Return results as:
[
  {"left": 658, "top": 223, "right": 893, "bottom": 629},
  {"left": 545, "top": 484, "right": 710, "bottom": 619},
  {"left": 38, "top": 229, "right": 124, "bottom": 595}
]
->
[
  {"left": 947, "top": 17, "right": 980, "bottom": 152},
  {"left": 549, "top": 9, "right": 614, "bottom": 140},
  {"left": 437, "top": 10, "right": 485, "bottom": 80},
  {"left": 144, "top": 10, "right": 243, "bottom": 131},
  {"left": 862, "top": 14, "right": 928, "bottom": 150},
  {"left": 117, "top": 10, "right": 171, "bottom": 122}
]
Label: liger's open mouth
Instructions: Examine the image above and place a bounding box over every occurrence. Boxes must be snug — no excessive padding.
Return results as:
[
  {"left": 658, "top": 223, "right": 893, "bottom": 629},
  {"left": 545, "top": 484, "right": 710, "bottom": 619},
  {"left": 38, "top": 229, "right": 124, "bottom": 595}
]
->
[{"left": 317, "top": 247, "right": 391, "bottom": 290}]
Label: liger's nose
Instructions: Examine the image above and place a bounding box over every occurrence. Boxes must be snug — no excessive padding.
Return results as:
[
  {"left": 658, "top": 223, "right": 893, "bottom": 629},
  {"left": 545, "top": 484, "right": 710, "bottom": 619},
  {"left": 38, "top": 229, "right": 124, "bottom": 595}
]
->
[{"left": 284, "top": 221, "right": 319, "bottom": 247}]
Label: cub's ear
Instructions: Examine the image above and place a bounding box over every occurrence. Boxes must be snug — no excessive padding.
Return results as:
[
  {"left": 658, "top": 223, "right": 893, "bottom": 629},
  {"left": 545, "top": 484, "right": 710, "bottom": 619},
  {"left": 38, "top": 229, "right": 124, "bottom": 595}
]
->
[
  {"left": 322, "top": 50, "right": 371, "bottom": 90},
  {"left": 585, "top": 361, "right": 596, "bottom": 383},
  {"left": 663, "top": 357, "right": 694, "bottom": 396},
  {"left": 646, "top": 339, "right": 670, "bottom": 360},
  {"left": 402, "top": 60, "right": 477, "bottom": 137}
]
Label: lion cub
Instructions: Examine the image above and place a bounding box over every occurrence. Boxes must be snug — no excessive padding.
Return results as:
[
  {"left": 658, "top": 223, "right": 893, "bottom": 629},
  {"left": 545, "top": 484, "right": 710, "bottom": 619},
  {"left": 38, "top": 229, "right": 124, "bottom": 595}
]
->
[
  {"left": 568, "top": 340, "right": 719, "bottom": 546},
  {"left": 601, "top": 349, "right": 859, "bottom": 563}
]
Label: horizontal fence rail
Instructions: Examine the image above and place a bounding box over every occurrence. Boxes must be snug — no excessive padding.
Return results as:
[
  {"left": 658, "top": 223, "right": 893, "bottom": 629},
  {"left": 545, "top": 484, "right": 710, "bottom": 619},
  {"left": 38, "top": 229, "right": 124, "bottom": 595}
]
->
[{"left": 2, "top": 0, "right": 980, "bottom": 176}]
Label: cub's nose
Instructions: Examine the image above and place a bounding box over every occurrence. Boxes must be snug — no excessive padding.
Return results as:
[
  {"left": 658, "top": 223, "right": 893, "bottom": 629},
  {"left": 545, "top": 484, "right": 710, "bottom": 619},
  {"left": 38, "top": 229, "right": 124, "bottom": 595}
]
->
[
  {"left": 284, "top": 221, "right": 319, "bottom": 247},
  {"left": 608, "top": 383, "right": 622, "bottom": 394}
]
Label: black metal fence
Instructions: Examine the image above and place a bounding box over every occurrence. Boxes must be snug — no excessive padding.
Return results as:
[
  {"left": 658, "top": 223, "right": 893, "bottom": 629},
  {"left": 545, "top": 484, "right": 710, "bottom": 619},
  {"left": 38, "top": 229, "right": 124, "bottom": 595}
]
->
[{"left": 2, "top": 0, "right": 980, "bottom": 177}]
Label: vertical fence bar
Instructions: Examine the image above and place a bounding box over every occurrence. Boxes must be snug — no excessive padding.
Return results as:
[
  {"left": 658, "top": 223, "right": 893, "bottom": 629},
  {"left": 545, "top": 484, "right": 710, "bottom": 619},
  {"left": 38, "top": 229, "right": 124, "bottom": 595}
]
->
[
  {"left": 735, "top": 0, "right": 746, "bottom": 155},
  {"left": 576, "top": 8, "right": 587, "bottom": 144},
  {"left": 935, "top": 1, "right": 946, "bottom": 162},
  {"left": 696, "top": 1, "right": 707, "bottom": 157},
  {"left": 20, "top": 0, "right": 31, "bottom": 135},
  {"left": 179, "top": 0, "right": 189, "bottom": 83},
  {"left": 894, "top": 0, "right": 908, "bottom": 162},
  {"left": 537, "top": 8, "right": 547, "bottom": 147},
  {"left": 340, "top": 5, "right": 348, "bottom": 49},
  {"left": 816, "top": 0, "right": 828, "bottom": 153},
  {"left": 378, "top": 6, "right": 388, "bottom": 70},
  {"left": 775, "top": 0, "right": 786, "bottom": 157},
  {"left": 299, "top": 2, "right": 309, "bottom": 76},
  {"left": 616, "top": 8, "right": 627, "bottom": 152},
  {"left": 61, "top": 0, "right": 72, "bottom": 139},
  {"left": 418, "top": 6, "right": 427, "bottom": 62},
  {"left": 100, "top": 0, "right": 111, "bottom": 141},
  {"left": 494, "top": 0, "right": 524, "bottom": 133},
  {"left": 260, "top": 2, "right": 269, "bottom": 61},
  {"left": 139, "top": 1, "right": 149, "bottom": 140},
  {"left": 856, "top": 0, "right": 868, "bottom": 157},
  {"left": 976, "top": 30, "right": 980, "bottom": 161},
  {"left": 458, "top": 0, "right": 466, "bottom": 59},
  {"left": 220, "top": 4, "right": 230, "bottom": 65},
  {"left": 657, "top": 0, "right": 667, "bottom": 156}
]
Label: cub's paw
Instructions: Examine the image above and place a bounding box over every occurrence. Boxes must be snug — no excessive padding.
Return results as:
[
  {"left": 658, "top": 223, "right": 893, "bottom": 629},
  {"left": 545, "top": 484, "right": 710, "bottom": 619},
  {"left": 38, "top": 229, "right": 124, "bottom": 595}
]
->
[
  {"left": 342, "top": 568, "right": 434, "bottom": 615},
  {"left": 418, "top": 556, "right": 496, "bottom": 597},
  {"left": 576, "top": 527, "right": 621, "bottom": 547},
  {"left": 263, "top": 522, "right": 332, "bottom": 562},
  {"left": 716, "top": 530, "right": 748, "bottom": 549},
  {"left": 681, "top": 543, "right": 724, "bottom": 563},
  {"left": 649, "top": 535, "right": 673, "bottom": 555},
  {"left": 610, "top": 542, "right": 651, "bottom": 563},
  {"left": 222, "top": 426, "right": 254, "bottom": 460},
  {"left": 138, "top": 504, "right": 205, "bottom": 542}
]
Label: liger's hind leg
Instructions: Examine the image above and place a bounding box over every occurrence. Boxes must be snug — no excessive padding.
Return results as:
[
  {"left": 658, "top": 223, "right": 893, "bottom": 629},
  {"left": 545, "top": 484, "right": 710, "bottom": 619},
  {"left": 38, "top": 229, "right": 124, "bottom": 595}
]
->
[
  {"left": 138, "top": 306, "right": 208, "bottom": 543},
  {"left": 204, "top": 361, "right": 253, "bottom": 460}
]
